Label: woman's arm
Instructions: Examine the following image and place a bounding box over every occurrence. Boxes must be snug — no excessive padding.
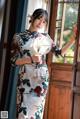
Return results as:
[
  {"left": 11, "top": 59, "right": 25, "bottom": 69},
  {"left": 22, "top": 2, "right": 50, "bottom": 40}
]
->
[
  {"left": 15, "top": 55, "right": 41, "bottom": 65},
  {"left": 11, "top": 34, "right": 42, "bottom": 66},
  {"left": 15, "top": 57, "right": 32, "bottom": 65},
  {"left": 10, "top": 34, "right": 21, "bottom": 66}
]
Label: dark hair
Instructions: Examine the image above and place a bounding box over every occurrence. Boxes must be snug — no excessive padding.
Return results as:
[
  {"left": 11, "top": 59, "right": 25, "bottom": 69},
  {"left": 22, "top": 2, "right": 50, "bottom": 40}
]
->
[{"left": 30, "top": 8, "right": 48, "bottom": 24}]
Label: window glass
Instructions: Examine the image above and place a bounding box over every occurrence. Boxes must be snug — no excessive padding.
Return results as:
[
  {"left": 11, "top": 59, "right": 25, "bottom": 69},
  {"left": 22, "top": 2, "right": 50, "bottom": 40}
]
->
[{"left": 53, "top": 1, "right": 79, "bottom": 64}]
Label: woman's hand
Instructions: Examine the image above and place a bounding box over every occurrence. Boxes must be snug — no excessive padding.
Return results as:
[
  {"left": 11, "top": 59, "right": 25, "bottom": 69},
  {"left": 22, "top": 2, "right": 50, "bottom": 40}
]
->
[
  {"left": 15, "top": 55, "right": 42, "bottom": 65},
  {"left": 15, "top": 57, "right": 31, "bottom": 65},
  {"left": 32, "top": 55, "right": 42, "bottom": 63}
]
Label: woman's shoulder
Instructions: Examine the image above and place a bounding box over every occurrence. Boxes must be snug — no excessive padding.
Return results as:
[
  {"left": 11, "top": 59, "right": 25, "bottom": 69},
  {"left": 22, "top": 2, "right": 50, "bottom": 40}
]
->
[
  {"left": 13, "top": 30, "right": 29, "bottom": 41},
  {"left": 12, "top": 33, "right": 21, "bottom": 42},
  {"left": 19, "top": 30, "right": 29, "bottom": 36}
]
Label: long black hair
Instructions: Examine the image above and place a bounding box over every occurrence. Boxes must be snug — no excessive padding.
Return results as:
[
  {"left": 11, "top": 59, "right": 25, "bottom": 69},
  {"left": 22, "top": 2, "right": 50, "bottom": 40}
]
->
[{"left": 30, "top": 8, "right": 48, "bottom": 24}]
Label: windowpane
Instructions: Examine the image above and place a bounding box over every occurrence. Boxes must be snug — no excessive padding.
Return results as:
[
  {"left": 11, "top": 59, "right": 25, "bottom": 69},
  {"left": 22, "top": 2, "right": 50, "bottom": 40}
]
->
[
  {"left": 56, "top": 20, "right": 62, "bottom": 28},
  {"left": 57, "top": 3, "right": 63, "bottom": 20},
  {"left": 64, "top": 3, "right": 78, "bottom": 29},
  {"left": 53, "top": 1, "right": 79, "bottom": 64}
]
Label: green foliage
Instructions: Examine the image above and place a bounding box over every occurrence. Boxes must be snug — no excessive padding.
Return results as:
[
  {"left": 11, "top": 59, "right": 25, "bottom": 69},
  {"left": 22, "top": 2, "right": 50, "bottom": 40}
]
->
[
  {"left": 64, "top": 4, "right": 78, "bottom": 29},
  {"left": 53, "top": 48, "right": 74, "bottom": 64},
  {"left": 63, "top": 32, "right": 72, "bottom": 45},
  {"left": 54, "top": 3, "right": 78, "bottom": 64}
]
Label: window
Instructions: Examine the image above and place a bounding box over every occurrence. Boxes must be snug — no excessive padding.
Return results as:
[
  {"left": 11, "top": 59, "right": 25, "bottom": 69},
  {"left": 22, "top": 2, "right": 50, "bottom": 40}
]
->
[{"left": 53, "top": 0, "right": 79, "bottom": 64}]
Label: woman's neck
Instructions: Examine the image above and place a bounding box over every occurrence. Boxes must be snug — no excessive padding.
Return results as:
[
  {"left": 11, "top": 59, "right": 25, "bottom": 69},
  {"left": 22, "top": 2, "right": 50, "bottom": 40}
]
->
[{"left": 29, "top": 25, "right": 38, "bottom": 33}]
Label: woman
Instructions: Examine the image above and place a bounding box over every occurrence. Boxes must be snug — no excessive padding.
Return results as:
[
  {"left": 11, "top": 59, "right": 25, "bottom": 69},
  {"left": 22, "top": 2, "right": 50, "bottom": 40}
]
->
[{"left": 11, "top": 8, "right": 61, "bottom": 119}]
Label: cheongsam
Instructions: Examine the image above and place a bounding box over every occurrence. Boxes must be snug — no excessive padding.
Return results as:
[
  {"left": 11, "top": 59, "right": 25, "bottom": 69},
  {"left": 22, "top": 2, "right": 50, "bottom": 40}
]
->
[{"left": 11, "top": 30, "right": 53, "bottom": 119}]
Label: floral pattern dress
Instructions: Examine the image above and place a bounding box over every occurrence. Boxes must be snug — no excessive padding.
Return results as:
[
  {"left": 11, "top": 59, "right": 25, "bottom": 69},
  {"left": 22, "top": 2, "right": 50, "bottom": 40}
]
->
[{"left": 11, "top": 30, "right": 54, "bottom": 119}]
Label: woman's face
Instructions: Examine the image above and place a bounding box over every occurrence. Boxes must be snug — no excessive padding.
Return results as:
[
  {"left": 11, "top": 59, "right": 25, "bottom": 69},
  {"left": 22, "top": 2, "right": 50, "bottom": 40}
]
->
[{"left": 31, "top": 16, "right": 47, "bottom": 32}]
